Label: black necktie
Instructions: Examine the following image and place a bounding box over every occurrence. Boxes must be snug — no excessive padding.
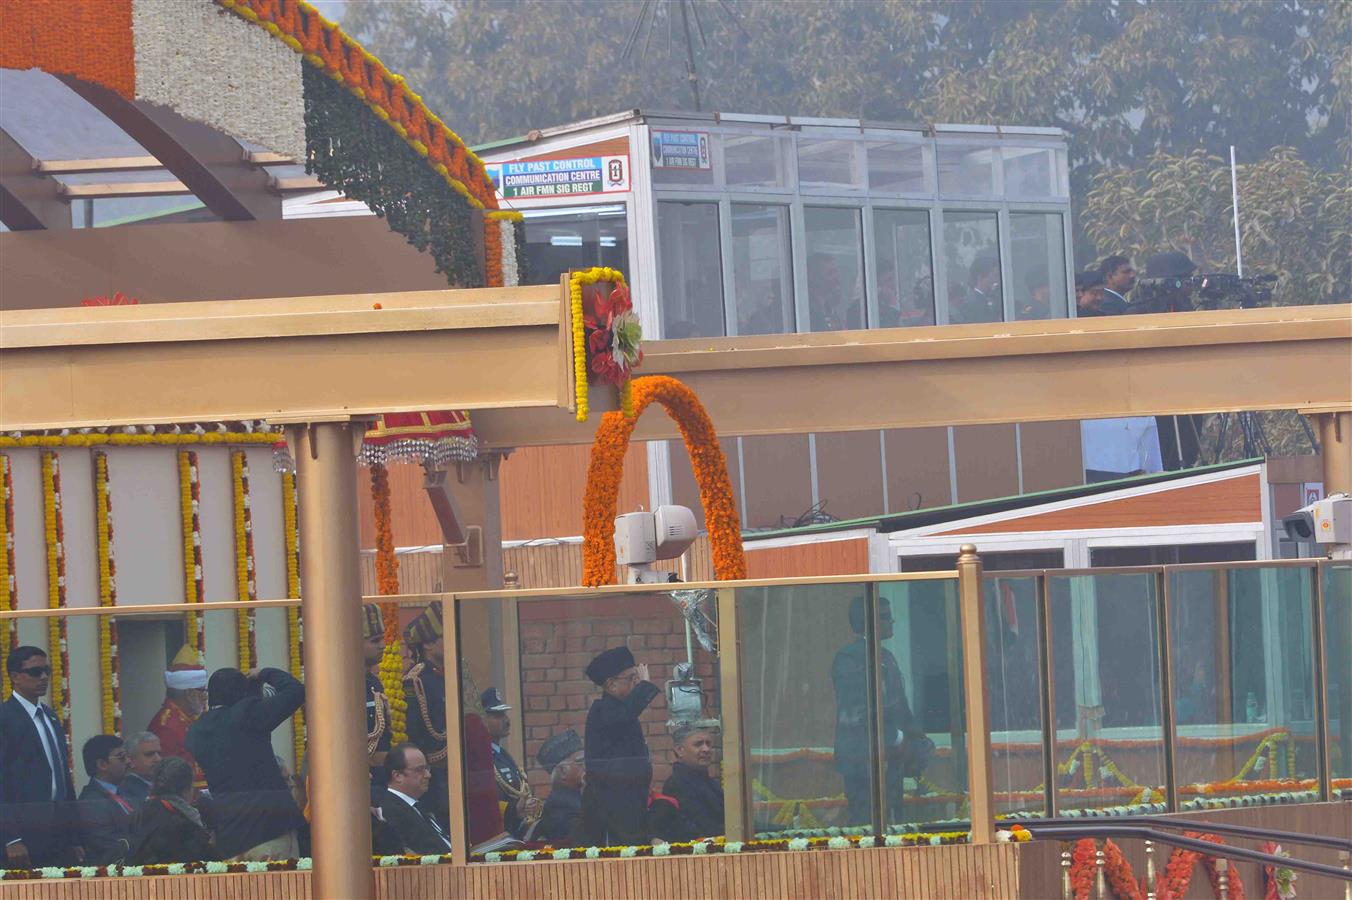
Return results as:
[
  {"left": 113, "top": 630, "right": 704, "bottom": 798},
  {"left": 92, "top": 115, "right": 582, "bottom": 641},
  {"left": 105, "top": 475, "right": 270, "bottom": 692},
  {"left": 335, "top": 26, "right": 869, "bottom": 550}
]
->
[{"left": 418, "top": 804, "right": 451, "bottom": 848}]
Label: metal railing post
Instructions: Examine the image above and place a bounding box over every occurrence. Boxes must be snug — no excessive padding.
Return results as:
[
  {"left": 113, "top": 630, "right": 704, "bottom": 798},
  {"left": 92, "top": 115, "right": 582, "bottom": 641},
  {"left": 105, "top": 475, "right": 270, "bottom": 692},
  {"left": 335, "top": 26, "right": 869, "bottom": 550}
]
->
[
  {"left": 957, "top": 545, "right": 995, "bottom": 843},
  {"left": 1312, "top": 561, "right": 1333, "bottom": 802},
  {"left": 868, "top": 581, "right": 888, "bottom": 839},
  {"left": 1037, "top": 573, "right": 1060, "bottom": 819},
  {"left": 442, "top": 597, "right": 468, "bottom": 866},
  {"left": 1156, "top": 568, "right": 1179, "bottom": 812},
  {"left": 715, "top": 587, "right": 750, "bottom": 841}
]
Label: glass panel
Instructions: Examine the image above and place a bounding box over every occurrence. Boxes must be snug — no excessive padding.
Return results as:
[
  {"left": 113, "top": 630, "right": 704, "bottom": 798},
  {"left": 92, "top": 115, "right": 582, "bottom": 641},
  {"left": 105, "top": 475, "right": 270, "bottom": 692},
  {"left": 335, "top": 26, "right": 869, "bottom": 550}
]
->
[
  {"left": 867, "top": 141, "right": 931, "bottom": 193},
  {"left": 1049, "top": 572, "right": 1167, "bottom": 815},
  {"left": 883, "top": 578, "right": 967, "bottom": 831},
  {"left": 1002, "top": 146, "right": 1057, "bottom": 198},
  {"left": 742, "top": 583, "right": 876, "bottom": 835},
  {"left": 730, "top": 204, "right": 794, "bottom": 336},
  {"left": 1008, "top": 212, "right": 1067, "bottom": 320},
  {"left": 520, "top": 205, "right": 629, "bottom": 287},
  {"left": 984, "top": 574, "right": 1046, "bottom": 817},
  {"left": 942, "top": 211, "right": 1003, "bottom": 324},
  {"left": 1, "top": 606, "right": 309, "bottom": 873},
  {"left": 1168, "top": 566, "right": 1319, "bottom": 808},
  {"left": 873, "top": 208, "right": 935, "bottom": 327},
  {"left": 1323, "top": 563, "right": 1351, "bottom": 784},
  {"left": 937, "top": 143, "right": 997, "bottom": 195},
  {"left": 797, "top": 138, "right": 862, "bottom": 191},
  {"left": 723, "top": 133, "right": 789, "bottom": 188},
  {"left": 805, "top": 206, "right": 866, "bottom": 332},
  {"left": 657, "top": 201, "right": 725, "bottom": 339},
  {"left": 459, "top": 590, "right": 723, "bottom": 854}
]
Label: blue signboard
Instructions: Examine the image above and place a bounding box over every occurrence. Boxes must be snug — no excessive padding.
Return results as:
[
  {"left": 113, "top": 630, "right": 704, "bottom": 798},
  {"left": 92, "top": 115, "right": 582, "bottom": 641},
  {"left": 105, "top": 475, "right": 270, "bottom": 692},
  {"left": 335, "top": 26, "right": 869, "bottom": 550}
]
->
[{"left": 651, "top": 130, "right": 711, "bottom": 170}]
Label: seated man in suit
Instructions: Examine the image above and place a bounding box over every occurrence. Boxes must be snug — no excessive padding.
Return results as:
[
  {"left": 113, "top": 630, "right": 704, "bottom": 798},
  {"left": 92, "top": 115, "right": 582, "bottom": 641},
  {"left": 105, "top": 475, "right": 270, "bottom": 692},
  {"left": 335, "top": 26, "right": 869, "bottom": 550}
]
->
[
  {"left": 659, "top": 722, "right": 725, "bottom": 841},
  {"left": 118, "top": 732, "right": 162, "bottom": 811},
  {"left": 534, "top": 729, "right": 584, "bottom": 845},
  {"left": 1, "top": 646, "right": 81, "bottom": 868},
  {"left": 373, "top": 742, "right": 451, "bottom": 855},
  {"left": 76, "top": 735, "right": 134, "bottom": 865}
]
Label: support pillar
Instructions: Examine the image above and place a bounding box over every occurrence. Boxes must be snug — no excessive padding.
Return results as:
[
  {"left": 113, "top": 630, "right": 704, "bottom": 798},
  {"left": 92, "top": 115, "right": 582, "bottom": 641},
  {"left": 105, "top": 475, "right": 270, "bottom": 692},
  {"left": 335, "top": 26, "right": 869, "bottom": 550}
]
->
[
  {"left": 957, "top": 545, "right": 995, "bottom": 843},
  {"left": 1314, "top": 411, "right": 1352, "bottom": 497},
  {"left": 291, "top": 422, "right": 373, "bottom": 899}
]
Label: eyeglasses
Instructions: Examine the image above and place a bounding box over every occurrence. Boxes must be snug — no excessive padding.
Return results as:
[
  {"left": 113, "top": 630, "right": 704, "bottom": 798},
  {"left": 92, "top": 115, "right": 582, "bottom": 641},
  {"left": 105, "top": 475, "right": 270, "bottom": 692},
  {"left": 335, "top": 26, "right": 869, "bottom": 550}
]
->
[
  {"left": 398, "top": 764, "right": 431, "bottom": 775},
  {"left": 16, "top": 666, "right": 50, "bottom": 678}
]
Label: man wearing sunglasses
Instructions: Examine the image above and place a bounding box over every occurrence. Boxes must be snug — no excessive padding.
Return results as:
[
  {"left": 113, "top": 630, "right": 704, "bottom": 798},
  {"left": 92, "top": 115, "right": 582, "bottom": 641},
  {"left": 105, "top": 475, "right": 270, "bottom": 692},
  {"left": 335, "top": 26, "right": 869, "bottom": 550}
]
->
[{"left": 1, "top": 646, "right": 82, "bottom": 868}]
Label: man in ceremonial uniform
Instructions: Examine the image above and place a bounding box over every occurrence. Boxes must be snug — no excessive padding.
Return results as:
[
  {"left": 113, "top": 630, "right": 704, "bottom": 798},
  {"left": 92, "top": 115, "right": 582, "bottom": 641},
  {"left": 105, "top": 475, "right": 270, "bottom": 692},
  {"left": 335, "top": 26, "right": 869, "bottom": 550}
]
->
[
  {"left": 482, "top": 687, "right": 540, "bottom": 838},
  {"left": 578, "top": 645, "right": 661, "bottom": 846},
  {"left": 147, "top": 644, "right": 208, "bottom": 791},
  {"left": 363, "top": 605, "right": 393, "bottom": 790},
  {"left": 535, "top": 729, "right": 584, "bottom": 845},
  {"left": 403, "top": 603, "right": 449, "bottom": 827}
]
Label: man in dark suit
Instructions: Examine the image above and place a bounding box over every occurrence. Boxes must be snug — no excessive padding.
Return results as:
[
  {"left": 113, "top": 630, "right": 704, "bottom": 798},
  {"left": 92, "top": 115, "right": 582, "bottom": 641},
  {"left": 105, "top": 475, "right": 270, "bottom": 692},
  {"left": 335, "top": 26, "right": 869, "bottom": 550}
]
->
[
  {"left": 374, "top": 742, "right": 452, "bottom": 855},
  {"left": 118, "top": 732, "right": 162, "bottom": 810},
  {"left": 578, "top": 646, "right": 661, "bottom": 846},
  {"left": 660, "top": 723, "right": 725, "bottom": 841},
  {"left": 534, "top": 729, "right": 584, "bottom": 845},
  {"left": 75, "top": 734, "right": 134, "bottom": 864},
  {"left": 1, "top": 646, "right": 81, "bottom": 868},
  {"left": 186, "top": 667, "right": 306, "bottom": 861}
]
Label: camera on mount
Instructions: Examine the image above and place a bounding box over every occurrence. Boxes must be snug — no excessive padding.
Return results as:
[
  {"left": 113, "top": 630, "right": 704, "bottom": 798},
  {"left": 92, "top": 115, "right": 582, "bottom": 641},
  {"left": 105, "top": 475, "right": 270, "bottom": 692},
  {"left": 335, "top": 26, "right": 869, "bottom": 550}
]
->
[{"left": 1130, "top": 251, "right": 1277, "bottom": 313}]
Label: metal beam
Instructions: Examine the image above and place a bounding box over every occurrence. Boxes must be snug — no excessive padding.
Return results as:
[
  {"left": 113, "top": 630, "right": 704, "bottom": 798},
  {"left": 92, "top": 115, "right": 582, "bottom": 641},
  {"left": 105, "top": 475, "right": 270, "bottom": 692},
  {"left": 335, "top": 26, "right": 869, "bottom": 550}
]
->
[
  {"left": 0, "top": 129, "right": 68, "bottom": 231},
  {"left": 56, "top": 75, "right": 279, "bottom": 221},
  {"left": 2, "top": 293, "right": 1347, "bottom": 435}
]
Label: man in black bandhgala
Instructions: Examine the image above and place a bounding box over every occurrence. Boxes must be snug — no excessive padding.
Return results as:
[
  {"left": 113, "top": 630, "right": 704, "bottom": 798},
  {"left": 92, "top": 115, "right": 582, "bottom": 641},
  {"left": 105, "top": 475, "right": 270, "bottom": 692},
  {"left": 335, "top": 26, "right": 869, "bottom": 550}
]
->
[
  {"left": 578, "top": 646, "right": 660, "bottom": 846},
  {"left": 534, "top": 728, "right": 584, "bottom": 845}
]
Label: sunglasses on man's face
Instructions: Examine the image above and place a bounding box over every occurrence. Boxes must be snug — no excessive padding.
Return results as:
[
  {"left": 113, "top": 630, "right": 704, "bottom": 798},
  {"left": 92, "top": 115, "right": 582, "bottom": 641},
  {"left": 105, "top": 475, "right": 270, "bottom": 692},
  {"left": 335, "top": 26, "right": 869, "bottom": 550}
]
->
[{"left": 17, "top": 666, "right": 50, "bottom": 678}]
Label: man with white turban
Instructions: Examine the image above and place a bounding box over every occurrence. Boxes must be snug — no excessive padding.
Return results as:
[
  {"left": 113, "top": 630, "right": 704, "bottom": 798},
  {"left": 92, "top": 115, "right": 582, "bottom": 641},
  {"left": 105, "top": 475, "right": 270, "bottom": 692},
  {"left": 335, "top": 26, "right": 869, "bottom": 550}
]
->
[{"left": 147, "top": 644, "right": 209, "bottom": 791}]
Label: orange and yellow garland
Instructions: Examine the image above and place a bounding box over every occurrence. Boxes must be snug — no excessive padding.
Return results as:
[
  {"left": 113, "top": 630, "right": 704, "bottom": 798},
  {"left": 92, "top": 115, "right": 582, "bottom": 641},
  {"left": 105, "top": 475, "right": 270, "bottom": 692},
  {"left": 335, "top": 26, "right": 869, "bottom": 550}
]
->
[
  {"left": 178, "top": 451, "right": 206, "bottom": 654},
  {"left": 1070, "top": 832, "right": 1245, "bottom": 900},
  {"left": 370, "top": 463, "right": 407, "bottom": 743},
  {"left": 215, "top": 0, "right": 497, "bottom": 210},
  {"left": 231, "top": 450, "right": 258, "bottom": 669},
  {"left": 0, "top": 455, "right": 14, "bottom": 700},
  {"left": 93, "top": 452, "right": 122, "bottom": 734},
  {"left": 282, "top": 471, "right": 306, "bottom": 765},
  {"left": 582, "top": 376, "right": 745, "bottom": 586},
  {"left": 0, "top": 432, "right": 280, "bottom": 449},
  {"left": 568, "top": 267, "right": 629, "bottom": 423},
  {"left": 40, "top": 451, "right": 73, "bottom": 779}
]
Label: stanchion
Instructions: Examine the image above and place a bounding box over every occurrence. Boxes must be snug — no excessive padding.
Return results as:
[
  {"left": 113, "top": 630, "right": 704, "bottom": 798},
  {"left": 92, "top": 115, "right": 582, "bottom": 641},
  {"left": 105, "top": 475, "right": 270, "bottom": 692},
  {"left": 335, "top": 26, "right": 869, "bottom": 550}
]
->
[{"left": 957, "top": 545, "right": 994, "bottom": 843}]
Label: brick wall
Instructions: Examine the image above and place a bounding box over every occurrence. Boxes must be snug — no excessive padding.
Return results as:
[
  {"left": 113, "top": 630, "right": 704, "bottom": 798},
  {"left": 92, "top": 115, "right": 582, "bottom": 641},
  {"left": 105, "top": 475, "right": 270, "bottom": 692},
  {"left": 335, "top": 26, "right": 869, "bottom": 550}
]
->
[{"left": 517, "top": 594, "right": 722, "bottom": 799}]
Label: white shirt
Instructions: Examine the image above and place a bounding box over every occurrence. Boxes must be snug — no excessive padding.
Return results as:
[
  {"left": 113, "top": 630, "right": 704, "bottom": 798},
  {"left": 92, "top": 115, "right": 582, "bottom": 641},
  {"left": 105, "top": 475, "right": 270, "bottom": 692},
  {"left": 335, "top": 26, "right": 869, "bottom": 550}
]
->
[
  {"left": 387, "top": 787, "right": 420, "bottom": 809},
  {"left": 11, "top": 692, "right": 60, "bottom": 800},
  {"left": 1081, "top": 417, "right": 1164, "bottom": 475}
]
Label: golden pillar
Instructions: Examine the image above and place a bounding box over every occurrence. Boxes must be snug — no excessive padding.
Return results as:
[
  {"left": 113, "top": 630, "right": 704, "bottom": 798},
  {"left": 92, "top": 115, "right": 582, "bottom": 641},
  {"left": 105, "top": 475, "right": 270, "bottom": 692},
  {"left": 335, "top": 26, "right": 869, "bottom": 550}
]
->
[
  {"left": 1314, "top": 411, "right": 1352, "bottom": 497},
  {"left": 957, "top": 545, "right": 995, "bottom": 843},
  {"left": 292, "top": 422, "right": 374, "bottom": 899}
]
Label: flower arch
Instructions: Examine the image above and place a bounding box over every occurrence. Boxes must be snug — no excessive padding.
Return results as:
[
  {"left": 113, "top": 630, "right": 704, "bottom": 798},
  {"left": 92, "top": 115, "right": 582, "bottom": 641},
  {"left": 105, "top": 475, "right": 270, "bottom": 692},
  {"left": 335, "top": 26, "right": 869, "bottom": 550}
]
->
[{"left": 582, "top": 376, "right": 746, "bottom": 586}]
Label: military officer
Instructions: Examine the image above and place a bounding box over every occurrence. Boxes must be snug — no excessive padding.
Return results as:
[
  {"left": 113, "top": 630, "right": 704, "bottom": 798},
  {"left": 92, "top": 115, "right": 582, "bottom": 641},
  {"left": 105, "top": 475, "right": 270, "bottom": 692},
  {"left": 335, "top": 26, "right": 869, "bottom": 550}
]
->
[
  {"left": 403, "top": 603, "right": 449, "bottom": 827},
  {"left": 481, "top": 687, "right": 541, "bottom": 838},
  {"left": 363, "top": 605, "right": 393, "bottom": 789}
]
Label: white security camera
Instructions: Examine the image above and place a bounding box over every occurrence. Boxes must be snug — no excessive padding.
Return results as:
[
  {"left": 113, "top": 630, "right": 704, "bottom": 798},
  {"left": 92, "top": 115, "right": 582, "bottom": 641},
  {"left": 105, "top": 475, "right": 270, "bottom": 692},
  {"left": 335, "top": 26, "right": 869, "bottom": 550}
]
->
[
  {"left": 614, "top": 505, "right": 698, "bottom": 583},
  {"left": 1281, "top": 493, "right": 1350, "bottom": 544}
]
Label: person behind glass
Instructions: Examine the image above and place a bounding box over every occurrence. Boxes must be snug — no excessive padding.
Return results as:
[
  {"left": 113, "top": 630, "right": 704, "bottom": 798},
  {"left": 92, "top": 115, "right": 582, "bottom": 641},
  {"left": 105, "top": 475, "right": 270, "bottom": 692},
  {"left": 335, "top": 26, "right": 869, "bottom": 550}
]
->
[
  {"left": 1074, "top": 270, "right": 1107, "bottom": 317},
  {"left": 658, "top": 722, "right": 725, "bottom": 842},
  {"left": 578, "top": 646, "right": 661, "bottom": 846},
  {"left": 534, "top": 729, "right": 584, "bottom": 845},
  {"left": 482, "top": 687, "right": 541, "bottom": 838},
  {"left": 1018, "top": 267, "right": 1052, "bottom": 320},
  {"left": 402, "top": 603, "right": 450, "bottom": 828},
  {"left": 119, "top": 732, "right": 162, "bottom": 810},
  {"left": 1, "top": 646, "right": 82, "bottom": 868},
  {"left": 127, "top": 756, "right": 213, "bottom": 865},
  {"left": 1097, "top": 255, "right": 1136, "bottom": 315},
  {"left": 831, "top": 597, "right": 925, "bottom": 825},
  {"left": 185, "top": 667, "right": 305, "bottom": 861},
  {"left": 148, "top": 644, "right": 209, "bottom": 793},
  {"left": 75, "top": 735, "right": 133, "bottom": 865},
  {"left": 373, "top": 742, "right": 452, "bottom": 855},
  {"left": 361, "top": 605, "right": 393, "bottom": 790},
  {"left": 950, "top": 254, "right": 1002, "bottom": 324}
]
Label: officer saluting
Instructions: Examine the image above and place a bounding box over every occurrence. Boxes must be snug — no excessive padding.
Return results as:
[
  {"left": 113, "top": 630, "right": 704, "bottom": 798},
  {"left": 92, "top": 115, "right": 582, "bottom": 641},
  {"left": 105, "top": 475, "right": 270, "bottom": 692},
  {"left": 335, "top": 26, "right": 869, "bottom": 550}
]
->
[{"left": 481, "top": 687, "right": 542, "bottom": 838}]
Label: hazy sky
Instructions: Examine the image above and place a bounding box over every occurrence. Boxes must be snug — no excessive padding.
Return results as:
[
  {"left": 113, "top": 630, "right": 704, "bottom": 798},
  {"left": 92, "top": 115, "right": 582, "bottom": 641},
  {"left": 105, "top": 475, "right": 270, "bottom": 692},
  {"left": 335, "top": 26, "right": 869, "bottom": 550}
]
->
[{"left": 310, "top": 0, "right": 346, "bottom": 21}]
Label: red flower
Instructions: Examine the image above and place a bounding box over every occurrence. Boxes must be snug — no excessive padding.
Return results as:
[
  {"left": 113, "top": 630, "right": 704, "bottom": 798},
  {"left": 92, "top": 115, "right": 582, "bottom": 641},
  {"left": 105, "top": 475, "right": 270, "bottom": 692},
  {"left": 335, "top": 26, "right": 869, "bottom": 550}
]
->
[{"left": 80, "top": 291, "right": 139, "bottom": 306}]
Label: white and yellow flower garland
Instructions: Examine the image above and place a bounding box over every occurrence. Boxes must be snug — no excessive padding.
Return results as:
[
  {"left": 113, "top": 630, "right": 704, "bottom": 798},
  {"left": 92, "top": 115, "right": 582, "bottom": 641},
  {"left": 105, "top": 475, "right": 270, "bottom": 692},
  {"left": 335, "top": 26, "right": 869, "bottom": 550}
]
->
[
  {"left": 178, "top": 451, "right": 206, "bottom": 654},
  {"left": 0, "top": 455, "right": 15, "bottom": 700},
  {"left": 281, "top": 471, "right": 306, "bottom": 765},
  {"left": 93, "top": 452, "right": 122, "bottom": 734},
  {"left": 39, "top": 452, "right": 72, "bottom": 778},
  {"left": 231, "top": 450, "right": 258, "bottom": 669}
]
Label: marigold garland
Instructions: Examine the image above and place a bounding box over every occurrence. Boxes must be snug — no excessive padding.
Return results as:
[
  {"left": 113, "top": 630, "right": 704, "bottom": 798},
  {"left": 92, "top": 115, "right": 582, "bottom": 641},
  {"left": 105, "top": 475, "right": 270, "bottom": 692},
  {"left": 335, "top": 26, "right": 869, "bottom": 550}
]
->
[
  {"left": 282, "top": 471, "right": 306, "bottom": 765},
  {"left": 178, "top": 451, "right": 206, "bottom": 653},
  {"left": 0, "top": 455, "right": 14, "bottom": 701},
  {"left": 39, "top": 452, "right": 72, "bottom": 780},
  {"left": 93, "top": 452, "right": 122, "bottom": 735},
  {"left": 1070, "top": 832, "right": 1246, "bottom": 900},
  {"left": 214, "top": 0, "right": 497, "bottom": 210},
  {"left": 582, "top": 376, "right": 745, "bottom": 586},
  {"left": 0, "top": 432, "right": 281, "bottom": 449},
  {"left": 231, "top": 451, "right": 258, "bottom": 669},
  {"left": 370, "top": 463, "right": 407, "bottom": 743}
]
